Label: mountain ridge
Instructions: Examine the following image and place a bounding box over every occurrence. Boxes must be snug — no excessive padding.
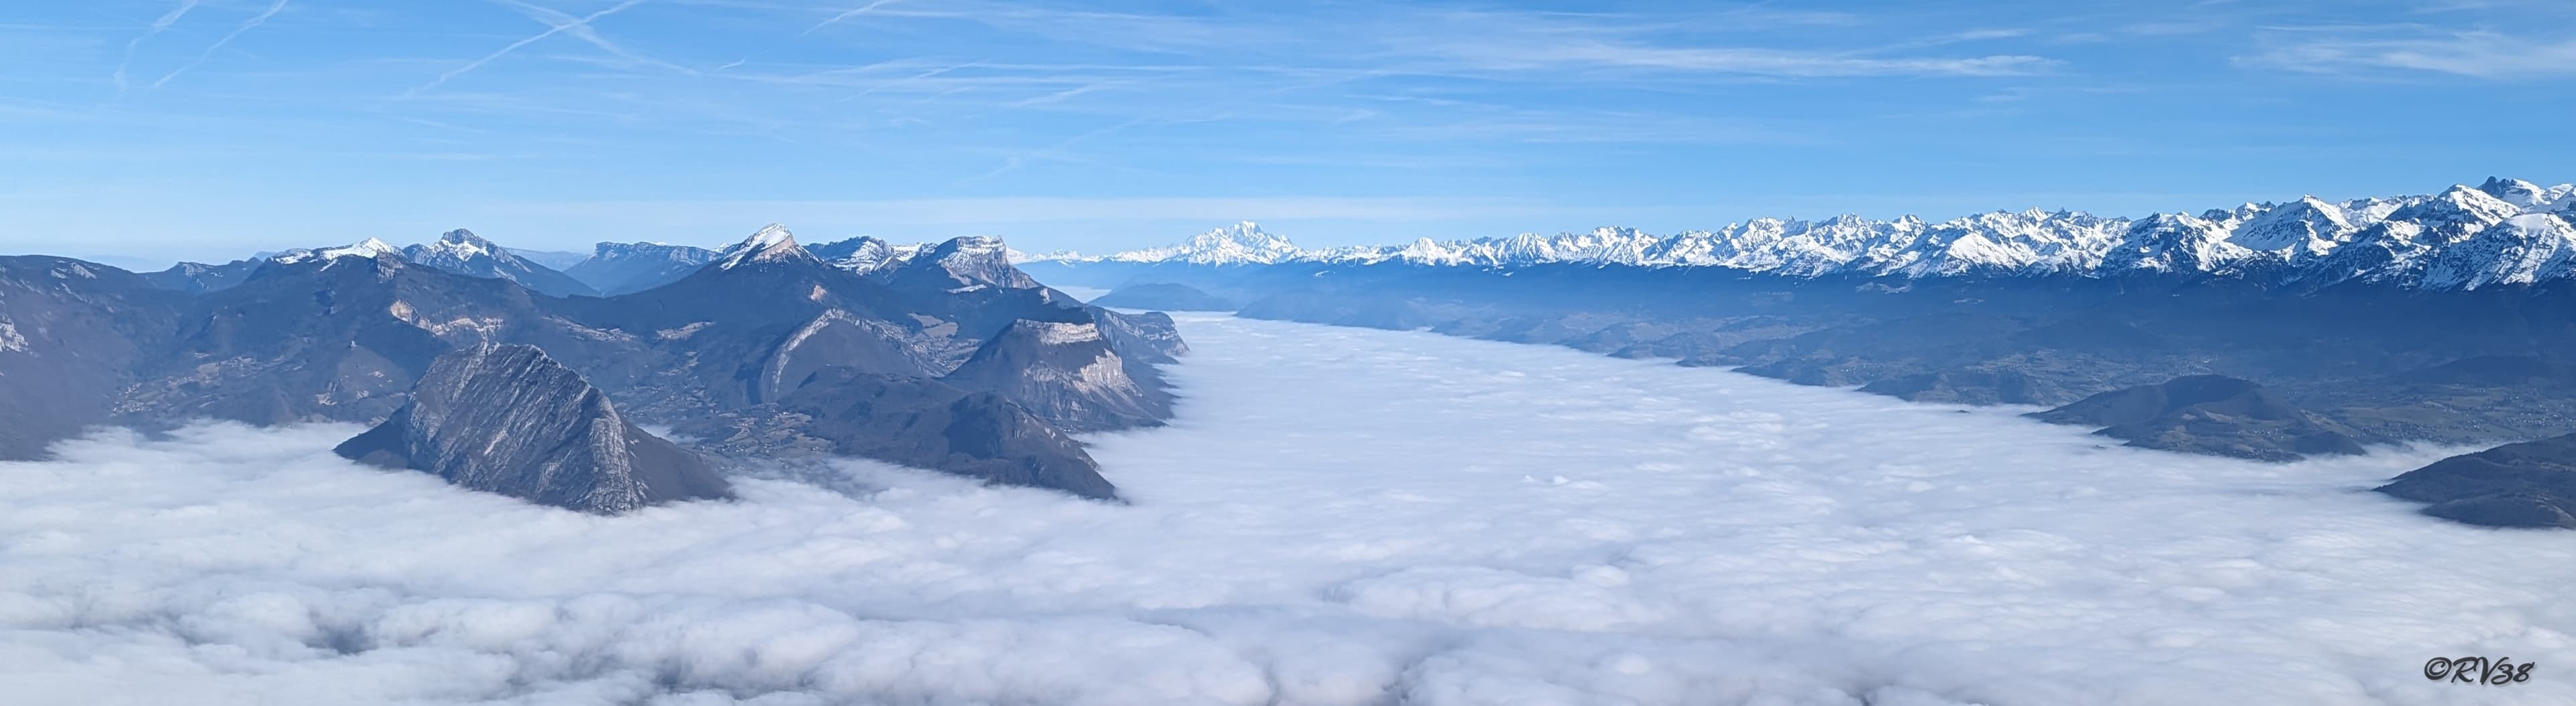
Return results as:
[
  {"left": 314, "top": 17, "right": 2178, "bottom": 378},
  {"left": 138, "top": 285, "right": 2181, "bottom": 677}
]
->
[
  {"left": 1, "top": 224, "right": 1188, "bottom": 507},
  {"left": 1030, "top": 178, "right": 2576, "bottom": 290}
]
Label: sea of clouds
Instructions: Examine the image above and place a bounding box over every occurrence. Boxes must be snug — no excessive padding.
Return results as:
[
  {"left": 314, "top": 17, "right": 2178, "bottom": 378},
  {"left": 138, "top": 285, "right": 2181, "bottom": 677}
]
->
[{"left": 6, "top": 313, "right": 2576, "bottom": 705}]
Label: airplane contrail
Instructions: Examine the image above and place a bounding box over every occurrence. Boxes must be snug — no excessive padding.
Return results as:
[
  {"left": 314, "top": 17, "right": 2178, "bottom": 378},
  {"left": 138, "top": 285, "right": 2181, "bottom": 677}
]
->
[
  {"left": 150, "top": 0, "right": 289, "bottom": 90},
  {"left": 113, "top": 0, "right": 201, "bottom": 91},
  {"left": 410, "top": 0, "right": 648, "bottom": 95},
  {"left": 800, "top": 0, "right": 905, "bottom": 37}
]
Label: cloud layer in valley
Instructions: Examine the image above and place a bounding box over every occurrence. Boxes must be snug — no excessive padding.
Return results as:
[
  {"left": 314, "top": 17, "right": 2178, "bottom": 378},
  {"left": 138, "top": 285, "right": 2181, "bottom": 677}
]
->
[{"left": 5, "top": 314, "right": 2575, "bottom": 705}]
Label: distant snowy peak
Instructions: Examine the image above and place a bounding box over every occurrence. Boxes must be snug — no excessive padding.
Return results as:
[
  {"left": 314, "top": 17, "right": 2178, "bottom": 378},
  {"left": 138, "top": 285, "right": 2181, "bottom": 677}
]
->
[
  {"left": 400, "top": 229, "right": 514, "bottom": 272},
  {"left": 398, "top": 228, "right": 599, "bottom": 297},
  {"left": 908, "top": 235, "right": 1040, "bottom": 289},
  {"left": 808, "top": 234, "right": 1038, "bottom": 289},
  {"left": 1077, "top": 178, "right": 2576, "bottom": 290},
  {"left": 712, "top": 224, "right": 816, "bottom": 270},
  {"left": 590, "top": 241, "right": 714, "bottom": 262},
  {"left": 810, "top": 236, "right": 913, "bottom": 274},
  {"left": 1105, "top": 221, "right": 1302, "bottom": 265},
  {"left": 408, "top": 229, "right": 497, "bottom": 262},
  {"left": 271, "top": 238, "right": 402, "bottom": 265},
  {"left": 2479, "top": 176, "right": 2576, "bottom": 213}
]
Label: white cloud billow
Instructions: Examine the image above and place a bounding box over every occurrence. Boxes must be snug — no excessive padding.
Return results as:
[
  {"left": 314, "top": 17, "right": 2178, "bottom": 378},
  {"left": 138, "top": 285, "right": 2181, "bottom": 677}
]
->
[{"left": 4, "top": 314, "right": 2574, "bottom": 705}]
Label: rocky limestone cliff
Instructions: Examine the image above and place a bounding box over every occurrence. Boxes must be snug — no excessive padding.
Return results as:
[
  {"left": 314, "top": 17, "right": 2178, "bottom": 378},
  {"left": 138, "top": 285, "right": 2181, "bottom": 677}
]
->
[
  {"left": 687, "top": 366, "right": 1118, "bottom": 500},
  {"left": 334, "top": 344, "right": 732, "bottom": 514},
  {"left": 943, "top": 319, "right": 1173, "bottom": 432}
]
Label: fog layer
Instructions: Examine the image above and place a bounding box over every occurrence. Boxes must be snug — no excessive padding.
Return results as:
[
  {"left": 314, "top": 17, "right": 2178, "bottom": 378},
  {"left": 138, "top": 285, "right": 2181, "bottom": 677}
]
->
[{"left": 5, "top": 314, "right": 2570, "bottom": 705}]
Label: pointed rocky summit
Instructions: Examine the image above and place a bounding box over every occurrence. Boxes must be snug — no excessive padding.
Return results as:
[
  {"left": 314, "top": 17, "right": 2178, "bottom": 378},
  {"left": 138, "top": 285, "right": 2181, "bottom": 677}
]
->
[
  {"left": 712, "top": 223, "right": 814, "bottom": 270},
  {"left": 335, "top": 344, "right": 732, "bottom": 514}
]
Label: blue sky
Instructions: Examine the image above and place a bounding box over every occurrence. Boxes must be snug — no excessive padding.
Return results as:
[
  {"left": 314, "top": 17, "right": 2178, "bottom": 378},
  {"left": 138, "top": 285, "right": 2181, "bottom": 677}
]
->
[{"left": 4, "top": 0, "right": 2573, "bottom": 267}]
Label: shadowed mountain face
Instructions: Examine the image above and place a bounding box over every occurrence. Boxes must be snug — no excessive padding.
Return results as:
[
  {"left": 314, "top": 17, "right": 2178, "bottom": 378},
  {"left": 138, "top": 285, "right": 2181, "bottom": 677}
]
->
[
  {"left": 335, "top": 344, "right": 731, "bottom": 514},
  {"left": 563, "top": 242, "right": 718, "bottom": 295},
  {"left": 683, "top": 366, "right": 1118, "bottom": 501},
  {"left": 0, "top": 226, "right": 1185, "bottom": 503},
  {"left": 1093, "top": 283, "right": 1239, "bottom": 311},
  {"left": 2028, "top": 375, "right": 2369, "bottom": 462},
  {"left": 143, "top": 258, "right": 264, "bottom": 294},
  {"left": 942, "top": 319, "right": 1175, "bottom": 432},
  {"left": 0, "top": 258, "right": 187, "bottom": 460},
  {"left": 2379, "top": 434, "right": 2576, "bottom": 529}
]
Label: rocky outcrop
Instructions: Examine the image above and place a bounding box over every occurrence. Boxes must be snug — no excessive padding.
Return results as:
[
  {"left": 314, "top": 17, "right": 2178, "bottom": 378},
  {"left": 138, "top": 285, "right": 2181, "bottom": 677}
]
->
[
  {"left": 335, "top": 344, "right": 731, "bottom": 514},
  {"left": 1092, "top": 283, "right": 1238, "bottom": 311},
  {"left": 943, "top": 319, "right": 1172, "bottom": 432},
  {"left": 693, "top": 367, "right": 1117, "bottom": 500},
  {"left": 1089, "top": 308, "right": 1188, "bottom": 364},
  {"left": 2029, "top": 375, "right": 2370, "bottom": 461},
  {"left": 887, "top": 236, "right": 1039, "bottom": 291},
  {"left": 2377, "top": 434, "right": 2576, "bottom": 528}
]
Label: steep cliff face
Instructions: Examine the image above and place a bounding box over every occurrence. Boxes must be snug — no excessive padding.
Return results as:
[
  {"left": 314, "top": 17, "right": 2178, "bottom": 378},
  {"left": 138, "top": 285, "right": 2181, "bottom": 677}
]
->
[
  {"left": 334, "top": 344, "right": 732, "bottom": 514},
  {"left": 689, "top": 366, "right": 1118, "bottom": 501},
  {"left": 943, "top": 319, "right": 1173, "bottom": 432},
  {"left": 887, "top": 236, "right": 1039, "bottom": 291},
  {"left": 1089, "top": 308, "right": 1189, "bottom": 364}
]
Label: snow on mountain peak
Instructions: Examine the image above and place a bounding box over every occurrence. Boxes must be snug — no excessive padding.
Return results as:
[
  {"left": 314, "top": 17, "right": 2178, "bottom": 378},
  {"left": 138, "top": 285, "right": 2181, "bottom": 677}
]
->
[
  {"left": 272, "top": 238, "right": 402, "bottom": 265},
  {"left": 2478, "top": 176, "right": 2552, "bottom": 209},
  {"left": 714, "top": 224, "right": 813, "bottom": 269},
  {"left": 940, "top": 234, "right": 1008, "bottom": 255},
  {"left": 2392, "top": 186, "right": 2520, "bottom": 242},
  {"left": 413, "top": 229, "right": 498, "bottom": 261},
  {"left": 810, "top": 236, "right": 906, "bottom": 274},
  {"left": 1058, "top": 179, "right": 2576, "bottom": 291},
  {"left": 916, "top": 235, "right": 1038, "bottom": 289},
  {"left": 1107, "top": 221, "right": 1301, "bottom": 265}
]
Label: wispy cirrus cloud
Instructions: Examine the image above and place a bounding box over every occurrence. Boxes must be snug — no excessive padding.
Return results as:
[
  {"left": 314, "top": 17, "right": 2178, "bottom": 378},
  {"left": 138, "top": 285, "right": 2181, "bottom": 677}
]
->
[
  {"left": 1428, "top": 41, "right": 2060, "bottom": 77},
  {"left": 2237, "top": 27, "right": 2576, "bottom": 78},
  {"left": 1377, "top": 9, "right": 2061, "bottom": 79}
]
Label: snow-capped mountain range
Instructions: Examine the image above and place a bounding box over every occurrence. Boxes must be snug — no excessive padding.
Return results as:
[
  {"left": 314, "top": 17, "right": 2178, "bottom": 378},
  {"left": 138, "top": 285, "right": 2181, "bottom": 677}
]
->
[
  {"left": 238, "top": 225, "right": 1045, "bottom": 298},
  {"left": 1030, "top": 179, "right": 2576, "bottom": 290}
]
